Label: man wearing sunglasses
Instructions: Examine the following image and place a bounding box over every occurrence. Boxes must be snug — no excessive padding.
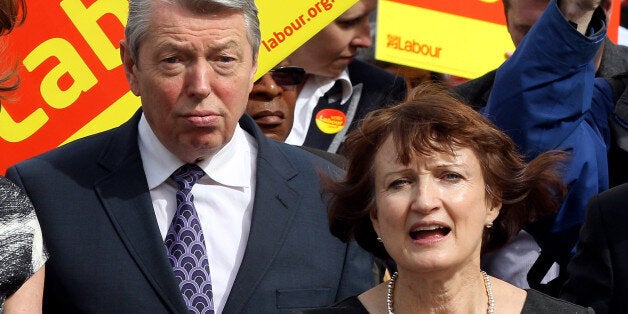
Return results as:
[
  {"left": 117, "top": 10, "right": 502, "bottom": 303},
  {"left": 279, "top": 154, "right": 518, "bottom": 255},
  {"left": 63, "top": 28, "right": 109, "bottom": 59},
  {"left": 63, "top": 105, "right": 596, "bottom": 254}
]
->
[
  {"left": 246, "top": 62, "right": 348, "bottom": 168},
  {"left": 247, "top": 63, "right": 305, "bottom": 142}
]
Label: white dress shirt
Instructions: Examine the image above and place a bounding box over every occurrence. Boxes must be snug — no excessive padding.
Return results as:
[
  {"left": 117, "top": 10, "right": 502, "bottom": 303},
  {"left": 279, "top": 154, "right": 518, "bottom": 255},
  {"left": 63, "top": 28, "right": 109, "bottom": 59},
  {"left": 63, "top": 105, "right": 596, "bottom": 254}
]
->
[
  {"left": 285, "top": 70, "right": 353, "bottom": 145},
  {"left": 138, "top": 114, "right": 258, "bottom": 313}
]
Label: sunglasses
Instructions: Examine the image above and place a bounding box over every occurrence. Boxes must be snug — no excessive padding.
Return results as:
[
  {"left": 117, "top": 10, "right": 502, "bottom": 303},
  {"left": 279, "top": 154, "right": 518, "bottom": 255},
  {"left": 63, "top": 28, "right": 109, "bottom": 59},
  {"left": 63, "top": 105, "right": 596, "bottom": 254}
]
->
[{"left": 255, "top": 66, "right": 306, "bottom": 87}]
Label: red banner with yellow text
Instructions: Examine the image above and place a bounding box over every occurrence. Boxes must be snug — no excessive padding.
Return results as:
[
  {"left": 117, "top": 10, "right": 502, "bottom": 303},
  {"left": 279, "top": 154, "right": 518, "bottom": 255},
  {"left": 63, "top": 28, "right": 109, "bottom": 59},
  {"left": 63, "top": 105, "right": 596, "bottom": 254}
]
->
[{"left": 0, "top": 0, "right": 357, "bottom": 174}]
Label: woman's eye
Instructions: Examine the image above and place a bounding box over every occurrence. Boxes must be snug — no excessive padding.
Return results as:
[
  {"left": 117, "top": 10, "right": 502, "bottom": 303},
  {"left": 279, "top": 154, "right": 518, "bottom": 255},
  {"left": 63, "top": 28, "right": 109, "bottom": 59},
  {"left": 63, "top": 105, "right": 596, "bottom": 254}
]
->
[
  {"left": 442, "top": 172, "right": 462, "bottom": 181},
  {"left": 389, "top": 178, "right": 410, "bottom": 189},
  {"left": 337, "top": 16, "right": 366, "bottom": 28}
]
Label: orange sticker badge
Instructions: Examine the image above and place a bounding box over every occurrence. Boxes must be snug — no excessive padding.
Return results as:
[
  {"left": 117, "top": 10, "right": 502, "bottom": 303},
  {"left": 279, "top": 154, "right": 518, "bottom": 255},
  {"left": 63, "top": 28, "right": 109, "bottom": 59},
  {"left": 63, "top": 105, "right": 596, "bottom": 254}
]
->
[{"left": 314, "top": 109, "right": 346, "bottom": 134}]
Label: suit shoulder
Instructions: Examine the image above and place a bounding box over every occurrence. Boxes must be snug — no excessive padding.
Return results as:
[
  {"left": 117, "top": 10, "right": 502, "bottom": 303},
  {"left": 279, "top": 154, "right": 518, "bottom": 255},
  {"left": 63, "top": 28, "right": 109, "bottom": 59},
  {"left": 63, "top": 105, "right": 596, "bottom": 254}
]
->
[
  {"left": 590, "top": 183, "right": 628, "bottom": 219},
  {"left": 272, "top": 141, "right": 343, "bottom": 173},
  {"left": 10, "top": 127, "right": 119, "bottom": 172},
  {"left": 348, "top": 60, "right": 408, "bottom": 107},
  {"left": 297, "top": 146, "right": 347, "bottom": 169},
  {"left": 349, "top": 59, "right": 405, "bottom": 84},
  {"left": 523, "top": 290, "right": 593, "bottom": 313}
]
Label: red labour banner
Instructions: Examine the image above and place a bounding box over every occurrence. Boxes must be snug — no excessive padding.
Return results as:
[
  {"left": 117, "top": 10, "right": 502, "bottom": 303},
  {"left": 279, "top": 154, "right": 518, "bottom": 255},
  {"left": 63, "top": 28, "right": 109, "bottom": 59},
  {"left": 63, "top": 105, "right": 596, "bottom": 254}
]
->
[{"left": 388, "top": 0, "right": 507, "bottom": 25}]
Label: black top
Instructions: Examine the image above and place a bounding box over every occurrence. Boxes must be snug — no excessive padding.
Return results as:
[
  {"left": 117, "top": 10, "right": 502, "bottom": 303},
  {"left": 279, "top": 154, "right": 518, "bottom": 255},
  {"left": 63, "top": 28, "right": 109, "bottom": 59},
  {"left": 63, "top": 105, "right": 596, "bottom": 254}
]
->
[{"left": 297, "top": 289, "right": 594, "bottom": 313}]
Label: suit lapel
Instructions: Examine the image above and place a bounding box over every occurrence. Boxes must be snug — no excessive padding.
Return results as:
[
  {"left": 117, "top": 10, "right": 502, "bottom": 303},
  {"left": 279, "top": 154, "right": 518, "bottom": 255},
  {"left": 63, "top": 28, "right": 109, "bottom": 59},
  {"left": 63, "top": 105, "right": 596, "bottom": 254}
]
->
[
  {"left": 94, "top": 111, "right": 187, "bottom": 312},
  {"left": 223, "top": 115, "right": 301, "bottom": 313}
]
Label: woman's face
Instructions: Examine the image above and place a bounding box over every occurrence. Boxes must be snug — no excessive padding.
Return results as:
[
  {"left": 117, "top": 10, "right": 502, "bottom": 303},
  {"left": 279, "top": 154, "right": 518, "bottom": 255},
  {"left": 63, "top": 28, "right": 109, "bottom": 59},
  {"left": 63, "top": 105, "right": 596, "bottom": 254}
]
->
[{"left": 371, "top": 136, "right": 500, "bottom": 275}]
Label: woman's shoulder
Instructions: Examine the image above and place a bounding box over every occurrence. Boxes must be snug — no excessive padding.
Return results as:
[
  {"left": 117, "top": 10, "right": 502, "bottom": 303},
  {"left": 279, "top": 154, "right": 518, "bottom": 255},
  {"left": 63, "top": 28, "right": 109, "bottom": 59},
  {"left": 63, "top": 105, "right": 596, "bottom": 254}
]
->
[
  {"left": 296, "top": 296, "right": 369, "bottom": 314},
  {"left": 522, "top": 289, "right": 594, "bottom": 313}
]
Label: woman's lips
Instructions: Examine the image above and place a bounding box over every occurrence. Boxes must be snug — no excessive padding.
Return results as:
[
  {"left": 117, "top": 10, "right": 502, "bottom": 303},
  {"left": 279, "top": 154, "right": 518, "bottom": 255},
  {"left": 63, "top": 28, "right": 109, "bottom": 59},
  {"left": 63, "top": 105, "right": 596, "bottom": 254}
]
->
[{"left": 408, "top": 223, "right": 451, "bottom": 244}]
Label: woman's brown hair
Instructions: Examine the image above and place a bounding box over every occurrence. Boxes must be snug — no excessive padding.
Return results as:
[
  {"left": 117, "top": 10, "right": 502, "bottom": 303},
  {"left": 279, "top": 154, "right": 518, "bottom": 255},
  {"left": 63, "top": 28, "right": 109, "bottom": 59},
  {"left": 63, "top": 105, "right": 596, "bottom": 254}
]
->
[
  {"left": 1, "top": 0, "right": 26, "bottom": 98},
  {"left": 326, "top": 83, "right": 567, "bottom": 260}
]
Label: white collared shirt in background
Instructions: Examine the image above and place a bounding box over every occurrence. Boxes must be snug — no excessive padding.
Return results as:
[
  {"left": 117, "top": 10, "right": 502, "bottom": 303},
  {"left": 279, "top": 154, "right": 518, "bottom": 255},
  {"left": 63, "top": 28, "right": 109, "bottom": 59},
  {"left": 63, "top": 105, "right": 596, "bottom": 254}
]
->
[
  {"left": 285, "top": 70, "right": 353, "bottom": 145},
  {"left": 138, "top": 114, "right": 258, "bottom": 313}
]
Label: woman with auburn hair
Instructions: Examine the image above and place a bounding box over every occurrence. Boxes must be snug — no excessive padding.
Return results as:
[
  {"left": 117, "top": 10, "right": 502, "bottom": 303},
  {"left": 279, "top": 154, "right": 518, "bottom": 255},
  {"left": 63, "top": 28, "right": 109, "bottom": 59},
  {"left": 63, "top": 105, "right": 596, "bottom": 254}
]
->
[
  {"left": 1, "top": 0, "right": 47, "bottom": 312},
  {"left": 303, "top": 84, "right": 590, "bottom": 313},
  {"left": 0, "top": 0, "right": 25, "bottom": 94}
]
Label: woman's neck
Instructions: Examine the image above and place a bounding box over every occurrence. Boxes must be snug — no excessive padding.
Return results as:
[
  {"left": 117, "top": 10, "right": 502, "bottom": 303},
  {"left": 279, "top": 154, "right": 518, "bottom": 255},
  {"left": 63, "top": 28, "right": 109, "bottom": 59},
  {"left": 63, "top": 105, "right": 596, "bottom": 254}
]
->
[{"left": 394, "top": 268, "right": 489, "bottom": 313}]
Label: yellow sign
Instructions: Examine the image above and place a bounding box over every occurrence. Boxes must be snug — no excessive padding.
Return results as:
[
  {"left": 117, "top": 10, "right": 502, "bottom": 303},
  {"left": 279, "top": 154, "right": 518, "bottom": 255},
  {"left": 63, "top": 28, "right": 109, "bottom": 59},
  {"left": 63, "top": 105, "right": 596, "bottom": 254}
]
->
[
  {"left": 375, "top": 0, "right": 514, "bottom": 79},
  {"left": 255, "top": 0, "right": 359, "bottom": 79}
]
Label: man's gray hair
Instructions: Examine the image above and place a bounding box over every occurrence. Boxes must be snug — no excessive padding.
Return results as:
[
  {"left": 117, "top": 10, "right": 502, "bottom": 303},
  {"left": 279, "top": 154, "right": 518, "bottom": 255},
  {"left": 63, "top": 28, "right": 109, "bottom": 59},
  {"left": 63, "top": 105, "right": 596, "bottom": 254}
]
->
[{"left": 125, "top": 0, "right": 260, "bottom": 63}]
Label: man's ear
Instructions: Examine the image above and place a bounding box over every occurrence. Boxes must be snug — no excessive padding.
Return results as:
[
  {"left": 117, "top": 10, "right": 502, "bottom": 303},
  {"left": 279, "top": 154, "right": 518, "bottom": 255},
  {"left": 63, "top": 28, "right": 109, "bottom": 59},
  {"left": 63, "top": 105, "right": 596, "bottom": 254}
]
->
[{"left": 120, "top": 40, "right": 141, "bottom": 96}]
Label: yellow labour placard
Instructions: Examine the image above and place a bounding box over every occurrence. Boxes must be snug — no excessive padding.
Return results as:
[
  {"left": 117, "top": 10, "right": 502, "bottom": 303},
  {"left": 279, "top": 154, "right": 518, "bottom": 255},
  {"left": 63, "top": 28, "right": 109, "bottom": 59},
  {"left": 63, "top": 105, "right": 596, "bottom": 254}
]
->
[
  {"left": 376, "top": 0, "right": 621, "bottom": 79},
  {"left": 376, "top": 0, "right": 514, "bottom": 79},
  {"left": 255, "top": 0, "right": 358, "bottom": 80}
]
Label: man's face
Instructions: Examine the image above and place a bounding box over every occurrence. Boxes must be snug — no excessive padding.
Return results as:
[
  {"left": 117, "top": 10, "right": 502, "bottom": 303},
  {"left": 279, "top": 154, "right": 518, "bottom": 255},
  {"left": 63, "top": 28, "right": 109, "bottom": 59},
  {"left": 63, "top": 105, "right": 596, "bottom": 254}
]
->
[
  {"left": 288, "top": 0, "right": 376, "bottom": 78},
  {"left": 121, "top": 2, "right": 257, "bottom": 163},
  {"left": 505, "top": 0, "right": 549, "bottom": 47},
  {"left": 246, "top": 62, "right": 305, "bottom": 141}
]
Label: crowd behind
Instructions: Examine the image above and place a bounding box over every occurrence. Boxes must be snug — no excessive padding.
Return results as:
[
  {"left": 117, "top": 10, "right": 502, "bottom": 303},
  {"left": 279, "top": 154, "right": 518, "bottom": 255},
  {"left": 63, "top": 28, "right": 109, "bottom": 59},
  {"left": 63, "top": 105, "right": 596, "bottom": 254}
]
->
[{"left": 1, "top": 0, "right": 628, "bottom": 313}]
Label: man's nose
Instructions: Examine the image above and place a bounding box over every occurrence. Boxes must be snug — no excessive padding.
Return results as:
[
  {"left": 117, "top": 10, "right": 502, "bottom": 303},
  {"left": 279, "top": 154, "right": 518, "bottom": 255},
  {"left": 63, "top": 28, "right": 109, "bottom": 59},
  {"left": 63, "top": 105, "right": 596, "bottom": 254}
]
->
[
  {"left": 186, "top": 60, "right": 212, "bottom": 99},
  {"left": 250, "top": 74, "right": 282, "bottom": 100}
]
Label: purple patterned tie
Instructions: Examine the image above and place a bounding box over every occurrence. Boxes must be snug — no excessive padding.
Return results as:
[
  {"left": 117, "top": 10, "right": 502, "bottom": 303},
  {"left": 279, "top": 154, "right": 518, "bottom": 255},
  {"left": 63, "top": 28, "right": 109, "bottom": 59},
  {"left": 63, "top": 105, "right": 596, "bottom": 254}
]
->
[{"left": 165, "top": 164, "right": 214, "bottom": 313}]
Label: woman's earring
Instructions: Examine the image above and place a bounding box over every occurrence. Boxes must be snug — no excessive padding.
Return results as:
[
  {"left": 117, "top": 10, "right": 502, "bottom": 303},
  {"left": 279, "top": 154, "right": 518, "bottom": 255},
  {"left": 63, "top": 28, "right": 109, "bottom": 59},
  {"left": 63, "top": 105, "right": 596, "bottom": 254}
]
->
[
  {"left": 376, "top": 236, "right": 383, "bottom": 243},
  {"left": 486, "top": 222, "right": 493, "bottom": 229}
]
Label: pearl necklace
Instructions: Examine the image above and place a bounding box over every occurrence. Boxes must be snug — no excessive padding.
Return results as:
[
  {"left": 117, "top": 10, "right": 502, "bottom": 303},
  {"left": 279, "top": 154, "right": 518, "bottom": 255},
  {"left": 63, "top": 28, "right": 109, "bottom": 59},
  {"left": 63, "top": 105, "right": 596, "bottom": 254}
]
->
[{"left": 386, "top": 271, "right": 495, "bottom": 314}]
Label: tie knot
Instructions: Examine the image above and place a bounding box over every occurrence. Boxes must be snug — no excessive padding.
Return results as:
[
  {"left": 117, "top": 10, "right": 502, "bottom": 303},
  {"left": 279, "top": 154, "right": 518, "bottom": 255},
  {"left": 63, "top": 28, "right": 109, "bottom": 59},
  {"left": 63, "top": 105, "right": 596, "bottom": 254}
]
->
[
  {"left": 323, "top": 80, "right": 343, "bottom": 104},
  {"left": 171, "top": 164, "right": 205, "bottom": 190}
]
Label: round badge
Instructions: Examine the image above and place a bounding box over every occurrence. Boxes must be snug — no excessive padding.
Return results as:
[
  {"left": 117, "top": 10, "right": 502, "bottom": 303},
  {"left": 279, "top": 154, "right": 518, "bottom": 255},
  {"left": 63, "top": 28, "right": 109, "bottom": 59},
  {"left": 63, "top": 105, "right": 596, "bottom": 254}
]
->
[{"left": 314, "top": 109, "right": 347, "bottom": 134}]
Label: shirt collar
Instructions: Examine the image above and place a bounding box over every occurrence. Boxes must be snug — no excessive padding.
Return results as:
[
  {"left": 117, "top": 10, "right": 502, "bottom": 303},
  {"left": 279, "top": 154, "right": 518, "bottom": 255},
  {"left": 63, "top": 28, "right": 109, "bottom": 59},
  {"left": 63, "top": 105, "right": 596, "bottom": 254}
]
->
[
  {"left": 138, "top": 113, "right": 254, "bottom": 189},
  {"left": 309, "top": 69, "right": 353, "bottom": 105}
]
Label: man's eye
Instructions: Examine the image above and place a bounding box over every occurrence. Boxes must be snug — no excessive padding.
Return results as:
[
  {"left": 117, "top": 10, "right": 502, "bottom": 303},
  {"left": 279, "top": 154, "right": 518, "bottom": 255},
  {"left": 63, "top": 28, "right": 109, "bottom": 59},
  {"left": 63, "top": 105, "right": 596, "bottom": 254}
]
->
[
  {"left": 163, "top": 56, "right": 179, "bottom": 63},
  {"left": 216, "top": 56, "right": 236, "bottom": 63}
]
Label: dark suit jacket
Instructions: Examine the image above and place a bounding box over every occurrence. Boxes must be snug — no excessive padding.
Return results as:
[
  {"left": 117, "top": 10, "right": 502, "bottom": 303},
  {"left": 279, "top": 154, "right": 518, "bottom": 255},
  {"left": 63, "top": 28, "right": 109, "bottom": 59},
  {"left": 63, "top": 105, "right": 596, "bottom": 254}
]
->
[
  {"left": 561, "top": 183, "right": 628, "bottom": 314},
  {"left": 345, "top": 59, "right": 408, "bottom": 133},
  {"left": 304, "top": 60, "right": 407, "bottom": 154},
  {"left": 6, "top": 111, "right": 375, "bottom": 313}
]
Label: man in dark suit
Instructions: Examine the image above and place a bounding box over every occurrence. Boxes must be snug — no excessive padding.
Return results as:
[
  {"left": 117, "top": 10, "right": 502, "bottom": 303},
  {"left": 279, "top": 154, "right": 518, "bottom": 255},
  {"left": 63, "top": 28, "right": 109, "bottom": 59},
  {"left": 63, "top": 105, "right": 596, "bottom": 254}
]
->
[
  {"left": 5, "top": 0, "right": 375, "bottom": 312},
  {"left": 284, "top": 0, "right": 407, "bottom": 154},
  {"left": 561, "top": 183, "right": 628, "bottom": 313}
]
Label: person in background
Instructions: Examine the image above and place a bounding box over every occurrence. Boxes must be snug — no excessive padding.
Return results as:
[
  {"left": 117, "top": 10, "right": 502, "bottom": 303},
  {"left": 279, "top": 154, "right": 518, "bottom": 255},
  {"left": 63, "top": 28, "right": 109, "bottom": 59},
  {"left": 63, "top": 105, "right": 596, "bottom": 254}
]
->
[
  {"left": 246, "top": 61, "right": 305, "bottom": 142},
  {"left": 302, "top": 84, "right": 590, "bottom": 313},
  {"left": 560, "top": 184, "right": 628, "bottom": 313},
  {"left": 6, "top": 0, "right": 375, "bottom": 312},
  {"left": 246, "top": 62, "right": 349, "bottom": 169},
  {"left": 285, "top": 0, "right": 407, "bottom": 154},
  {"left": 561, "top": 182, "right": 628, "bottom": 313},
  {"left": 454, "top": 0, "right": 628, "bottom": 110},
  {"left": 0, "top": 0, "right": 47, "bottom": 312},
  {"left": 456, "top": 0, "right": 628, "bottom": 190},
  {"left": 479, "top": 0, "right": 612, "bottom": 296}
]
